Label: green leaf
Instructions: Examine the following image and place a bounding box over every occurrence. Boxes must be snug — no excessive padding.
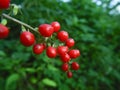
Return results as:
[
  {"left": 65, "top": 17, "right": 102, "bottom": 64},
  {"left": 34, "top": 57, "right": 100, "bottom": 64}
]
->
[
  {"left": 5, "top": 73, "right": 20, "bottom": 90},
  {"left": 47, "top": 65, "right": 58, "bottom": 71},
  {"left": 25, "top": 68, "right": 36, "bottom": 73},
  {"left": 13, "top": 5, "right": 19, "bottom": 15},
  {"left": 30, "top": 77, "right": 37, "bottom": 84},
  {"left": 21, "top": 25, "right": 26, "bottom": 31},
  {"left": 1, "top": 19, "right": 7, "bottom": 25},
  {"left": 42, "top": 78, "right": 57, "bottom": 87},
  {"left": 0, "top": 50, "right": 6, "bottom": 57}
]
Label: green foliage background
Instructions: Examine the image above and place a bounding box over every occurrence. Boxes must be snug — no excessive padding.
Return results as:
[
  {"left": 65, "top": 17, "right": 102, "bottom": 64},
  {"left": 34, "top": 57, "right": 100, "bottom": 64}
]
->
[{"left": 0, "top": 0, "right": 120, "bottom": 90}]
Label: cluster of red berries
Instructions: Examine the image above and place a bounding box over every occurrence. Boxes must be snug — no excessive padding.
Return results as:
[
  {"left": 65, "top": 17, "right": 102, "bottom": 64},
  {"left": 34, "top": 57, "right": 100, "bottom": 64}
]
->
[
  {"left": 19, "top": 22, "right": 80, "bottom": 78},
  {"left": 0, "top": 0, "right": 80, "bottom": 78}
]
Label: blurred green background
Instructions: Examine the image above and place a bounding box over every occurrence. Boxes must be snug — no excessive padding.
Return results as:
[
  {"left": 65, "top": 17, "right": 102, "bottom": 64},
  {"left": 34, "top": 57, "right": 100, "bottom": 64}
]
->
[{"left": 0, "top": 0, "right": 120, "bottom": 90}]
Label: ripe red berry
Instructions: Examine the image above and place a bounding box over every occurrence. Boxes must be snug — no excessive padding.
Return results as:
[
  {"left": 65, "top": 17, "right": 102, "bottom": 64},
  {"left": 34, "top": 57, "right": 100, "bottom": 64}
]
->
[
  {"left": 33, "top": 44, "right": 45, "bottom": 54},
  {"left": 42, "top": 43, "right": 46, "bottom": 49},
  {"left": 75, "top": 49, "right": 80, "bottom": 57},
  {"left": 60, "top": 53, "right": 71, "bottom": 63},
  {"left": 71, "top": 62, "right": 80, "bottom": 70},
  {"left": 0, "top": 0, "right": 10, "bottom": 9},
  {"left": 65, "top": 38, "right": 75, "bottom": 48},
  {"left": 67, "top": 71, "right": 72, "bottom": 78},
  {"left": 68, "top": 49, "right": 80, "bottom": 59},
  {"left": 57, "top": 31, "right": 69, "bottom": 42},
  {"left": 39, "top": 24, "right": 54, "bottom": 37},
  {"left": 0, "top": 24, "right": 9, "bottom": 39},
  {"left": 46, "top": 46, "right": 57, "bottom": 58},
  {"left": 61, "top": 63, "right": 69, "bottom": 71},
  {"left": 57, "top": 46, "right": 68, "bottom": 56},
  {"left": 20, "top": 31, "right": 35, "bottom": 47},
  {"left": 51, "top": 21, "right": 60, "bottom": 32}
]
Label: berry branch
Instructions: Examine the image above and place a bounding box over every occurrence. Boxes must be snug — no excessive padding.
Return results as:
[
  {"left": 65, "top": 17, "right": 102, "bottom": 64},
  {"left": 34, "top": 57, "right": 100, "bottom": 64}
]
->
[
  {"left": 0, "top": 0, "right": 81, "bottom": 78},
  {"left": 2, "top": 13, "right": 39, "bottom": 33}
]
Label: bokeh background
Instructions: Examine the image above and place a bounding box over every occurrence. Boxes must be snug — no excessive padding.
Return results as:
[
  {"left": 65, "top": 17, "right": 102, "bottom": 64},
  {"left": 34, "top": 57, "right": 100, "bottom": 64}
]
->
[{"left": 0, "top": 0, "right": 120, "bottom": 90}]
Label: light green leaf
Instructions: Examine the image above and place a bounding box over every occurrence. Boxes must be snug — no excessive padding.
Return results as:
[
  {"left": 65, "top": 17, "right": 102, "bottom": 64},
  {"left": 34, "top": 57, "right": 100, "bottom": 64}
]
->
[
  {"left": 42, "top": 78, "right": 57, "bottom": 87},
  {"left": 21, "top": 25, "right": 26, "bottom": 31},
  {"left": 1, "top": 19, "right": 7, "bottom": 25},
  {"left": 25, "top": 68, "right": 36, "bottom": 73},
  {"left": 13, "top": 5, "right": 19, "bottom": 15}
]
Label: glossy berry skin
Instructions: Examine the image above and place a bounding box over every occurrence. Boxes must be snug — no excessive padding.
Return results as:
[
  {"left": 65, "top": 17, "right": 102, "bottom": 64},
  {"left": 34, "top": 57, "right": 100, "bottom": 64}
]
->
[
  {"left": 0, "top": 24, "right": 9, "bottom": 39},
  {"left": 57, "top": 46, "right": 68, "bottom": 56},
  {"left": 20, "top": 31, "right": 35, "bottom": 47},
  {"left": 33, "top": 44, "right": 45, "bottom": 54},
  {"left": 76, "top": 49, "right": 80, "bottom": 57},
  {"left": 66, "top": 38, "right": 75, "bottom": 48},
  {"left": 60, "top": 53, "right": 71, "bottom": 63},
  {"left": 67, "top": 71, "right": 72, "bottom": 78},
  {"left": 0, "top": 0, "right": 10, "bottom": 9},
  {"left": 46, "top": 46, "right": 57, "bottom": 58},
  {"left": 71, "top": 62, "right": 80, "bottom": 70},
  {"left": 61, "top": 63, "right": 69, "bottom": 71},
  {"left": 39, "top": 24, "right": 54, "bottom": 37},
  {"left": 57, "top": 31, "right": 69, "bottom": 42},
  {"left": 51, "top": 21, "right": 60, "bottom": 32},
  {"left": 68, "top": 49, "right": 80, "bottom": 59}
]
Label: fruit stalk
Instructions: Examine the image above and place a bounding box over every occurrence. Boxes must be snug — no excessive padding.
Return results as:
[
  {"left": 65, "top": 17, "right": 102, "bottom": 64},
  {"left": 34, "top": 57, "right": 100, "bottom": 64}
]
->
[{"left": 2, "top": 13, "right": 38, "bottom": 33}]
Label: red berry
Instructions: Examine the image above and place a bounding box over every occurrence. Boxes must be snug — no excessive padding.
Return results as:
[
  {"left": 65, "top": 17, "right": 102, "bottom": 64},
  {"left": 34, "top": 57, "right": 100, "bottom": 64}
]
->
[
  {"left": 66, "top": 38, "right": 75, "bottom": 48},
  {"left": 61, "top": 63, "right": 69, "bottom": 71},
  {"left": 57, "top": 31, "right": 69, "bottom": 42},
  {"left": 67, "top": 71, "right": 72, "bottom": 78},
  {"left": 75, "top": 49, "right": 80, "bottom": 57},
  {"left": 71, "top": 62, "right": 80, "bottom": 70},
  {"left": 68, "top": 49, "right": 80, "bottom": 59},
  {"left": 0, "top": 24, "right": 9, "bottom": 39},
  {"left": 39, "top": 24, "right": 54, "bottom": 37},
  {"left": 20, "top": 31, "right": 35, "bottom": 47},
  {"left": 51, "top": 21, "right": 60, "bottom": 32},
  {"left": 60, "top": 53, "right": 71, "bottom": 63},
  {"left": 0, "top": 0, "right": 10, "bottom": 9},
  {"left": 46, "top": 46, "right": 57, "bottom": 58},
  {"left": 57, "top": 46, "right": 68, "bottom": 55},
  {"left": 42, "top": 43, "right": 46, "bottom": 49},
  {"left": 33, "top": 44, "right": 45, "bottom": 54}
]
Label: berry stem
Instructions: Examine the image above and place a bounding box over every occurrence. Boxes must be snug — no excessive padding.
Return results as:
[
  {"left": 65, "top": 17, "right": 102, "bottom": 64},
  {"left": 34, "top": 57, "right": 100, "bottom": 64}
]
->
[{"left": 2, "top": 13, "right": 39, "bottom": 33}]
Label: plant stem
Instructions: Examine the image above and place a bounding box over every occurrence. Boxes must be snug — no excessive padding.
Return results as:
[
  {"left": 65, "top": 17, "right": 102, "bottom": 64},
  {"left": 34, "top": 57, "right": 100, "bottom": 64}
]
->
[{"left": 2, "top": 13, "right": 39, "bottom": 33}]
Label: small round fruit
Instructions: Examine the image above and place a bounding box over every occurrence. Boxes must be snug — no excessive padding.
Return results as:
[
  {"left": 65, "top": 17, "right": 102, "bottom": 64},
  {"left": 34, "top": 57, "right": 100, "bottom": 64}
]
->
[
  {"left": 0, "top": 0, "right": 10, "bottom": 9},
  {"left": 51, "top": 21, "right": 60, "bottom": 32},
  {"left": 66, "top": 38, "right": 75, "bottom": 48},
  {"left": 39, "top": 24, "right": 54, "bottom": 37},
  {"left": 20, "top": 31, "right": 35, "bottom": 47},
  {"left": 61, "top": 63, "right": 69, "bottom": 71},
  {"left": 71, "top": 62, "right": 80, "bottom": 70},
  {"left": 60, "top": 53, "right": 71, "bottom": 63},
  {"left": 75, "top": 49, "right": 80, "bottom": 57},
  {"left": 67, "top": 71, "right": 72, "bottom": 78},
  {"left": 33, "top": 44, "right": 44, "bottom": 54},
  {"left": 0, "top": 24, "right": 9, "bottom": 39},
  {"left": 68, "top": 49, "right": 80, "bottom": 59},
  {"left": 57, "top": 31, "right": 69, "bottom": 42},
  {"left": 46, "top": 46, "right": 57, "bottom": 58},
  {"left": 57, "top": 46, "right": 68, "bottom": 55}
]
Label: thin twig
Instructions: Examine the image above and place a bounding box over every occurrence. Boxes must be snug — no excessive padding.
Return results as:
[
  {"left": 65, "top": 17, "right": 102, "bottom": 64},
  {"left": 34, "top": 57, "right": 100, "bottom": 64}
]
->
[{"left": 2, "top": 13, "right": 39, "bottom": 33}]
